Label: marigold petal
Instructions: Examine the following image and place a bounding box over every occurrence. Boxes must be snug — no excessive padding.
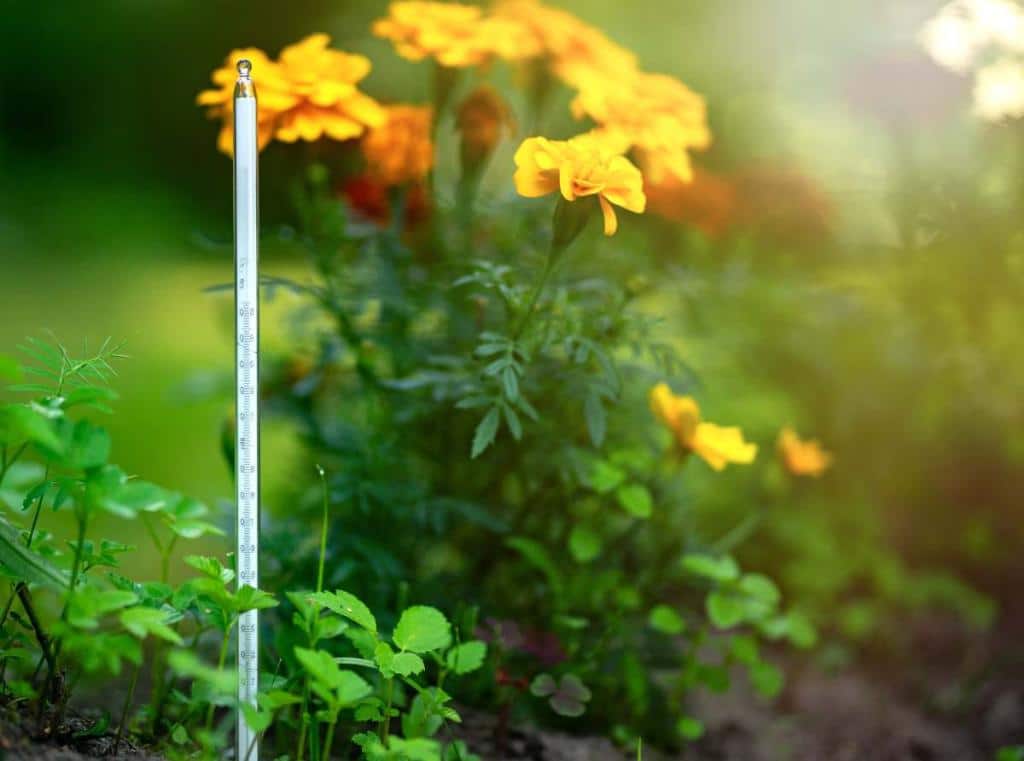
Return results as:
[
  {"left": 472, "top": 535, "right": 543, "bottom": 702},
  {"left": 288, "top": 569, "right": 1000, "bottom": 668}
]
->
[{"left": 599, "top": 195, "right": 618, "bottom": 235}]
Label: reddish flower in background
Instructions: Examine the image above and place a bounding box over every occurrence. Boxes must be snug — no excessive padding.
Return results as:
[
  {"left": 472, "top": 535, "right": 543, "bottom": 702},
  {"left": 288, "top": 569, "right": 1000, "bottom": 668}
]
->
[
  {"left": 645, "top": 167, "right": 737, "bottom": 237},
  {"left": 733, "top": 164, "right": 834, "bottom": 247},
  {"left": 339, "top": 173, "right": 430, "bottom": 229}
]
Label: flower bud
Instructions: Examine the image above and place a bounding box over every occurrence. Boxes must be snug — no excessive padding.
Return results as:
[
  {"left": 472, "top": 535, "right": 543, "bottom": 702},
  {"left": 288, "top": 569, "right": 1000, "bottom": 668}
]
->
[{"left": 456, "top": 85, "right": 514, "bottom": 177}]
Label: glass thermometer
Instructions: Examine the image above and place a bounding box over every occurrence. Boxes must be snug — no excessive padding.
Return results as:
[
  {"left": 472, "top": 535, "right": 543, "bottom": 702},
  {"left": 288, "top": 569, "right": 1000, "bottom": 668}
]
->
[{"left": 233, "top": 58, "right": 260, "bottom": 761}]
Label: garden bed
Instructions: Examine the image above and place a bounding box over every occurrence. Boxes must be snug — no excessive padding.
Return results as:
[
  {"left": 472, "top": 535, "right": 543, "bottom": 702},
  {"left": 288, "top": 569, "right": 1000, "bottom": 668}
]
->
[{"left": 4, "top": 649, "right": 1018, "bottom": 761}]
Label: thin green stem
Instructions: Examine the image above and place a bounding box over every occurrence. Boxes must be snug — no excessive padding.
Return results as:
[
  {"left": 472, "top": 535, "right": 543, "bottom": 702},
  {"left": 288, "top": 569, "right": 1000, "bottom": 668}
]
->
[
  {"left": 322, "top": 713, "right": 338, "bottom": 761},
  {"left": 379, "top": 677, "right": 395, "bottom": 744},
  {"left": 512, "top": 257, "right": 555, "bottom": 342},
  {"left": 114, "top": 659, "right": 142, "bottom": 753},
  {"left": 204, "top": 630, "right": 231, "bottom": 731}
]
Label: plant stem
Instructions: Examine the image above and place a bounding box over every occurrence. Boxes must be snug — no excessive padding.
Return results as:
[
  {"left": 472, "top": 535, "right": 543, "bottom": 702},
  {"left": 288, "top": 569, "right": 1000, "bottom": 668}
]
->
[
  {"left": 204, "top": 630, "right": 231, "bottom": 731},
  {"left": 512, "top": 257, "right": 555, "bottom": 341},
  {"left": 321, "top": 713, "right": 338, "bottom": 761},
  {"left": 379, "top": 677, "right": 394, "bottom": 744},
  {"left": 114, "top": 659, "right": 141, "bottom": 753},
  {"left": 296, "top": 701, "right": 309, "bottom": 761},
  {"left": 17, "top": 586, "right": 54, "bottom": 684}
]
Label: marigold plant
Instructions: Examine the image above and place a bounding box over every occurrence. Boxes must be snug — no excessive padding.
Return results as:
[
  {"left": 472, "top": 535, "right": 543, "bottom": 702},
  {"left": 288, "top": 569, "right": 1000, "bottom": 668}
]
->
[
  {"left": 649, "top": 383, "right": 758, "bottom": 470},
  {"left": 513, "top": 135, "right": 646, "bottom": 235}
]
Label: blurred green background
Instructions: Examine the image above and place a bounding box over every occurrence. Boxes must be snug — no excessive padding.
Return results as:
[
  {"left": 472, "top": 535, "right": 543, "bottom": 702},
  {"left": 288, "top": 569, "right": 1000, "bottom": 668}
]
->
[{"left": 2, "top": 0, "right": 1022, "bottom": 615}]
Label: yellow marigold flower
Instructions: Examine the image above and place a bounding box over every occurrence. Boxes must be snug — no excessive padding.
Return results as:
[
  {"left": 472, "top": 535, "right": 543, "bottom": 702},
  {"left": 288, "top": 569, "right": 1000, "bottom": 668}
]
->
[
  {"left": 513, "top": 135, "right": 645, "bottom": 236},
  {"left": 493, "top": 0, "right": 638, "bottom": 87},
  {"left": 196, "top": 47, "right": 296, "bottom": 154},
  {"left": 777, "top": 427, "right": 833, "bottom": 477},
  {"left": 197, "top": 36, "right": 385, "bottom": 154},
  {"left": 373, "top": 1, "right": 541, "bottom": 68},
  {"left": 571, "top": 72, "right": 711, "bottom": 183},
  {"left": 649, "top": 383, "right": 757, "bottom": 471},
  {"left": 273, "top": 34, "right": 386, "bottom": 143},
  {"left": 362, "top": 104, "right": 435, "bottom": 186}
]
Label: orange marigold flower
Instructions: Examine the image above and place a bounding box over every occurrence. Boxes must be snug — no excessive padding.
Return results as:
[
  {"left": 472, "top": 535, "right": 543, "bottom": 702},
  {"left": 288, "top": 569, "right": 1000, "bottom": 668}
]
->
[
  {"left": 456, "top": 85, "right": 515, "bottom": 169},
  {"left": 513, "top": 135, "right": 646, "bottom": 236},
  {"left": 571, "top": 72, "right": 711, "bottom": 183},
  {"left": 273, "top": 34, "right": 386, "bottom": 143},
  {"left": 777, "top": 427, "right": 832, "bottom": 477},
  {"left": 649, "top": 383, "right": 757, "bottom": 471},
  {"left": 373, "top": 1, "right": 540, "bottom": 68},
  {"left": 197, "top": 36, "right": 385, "bottom": 154},
  {"left": 645, "top": 167, "right": 737, "bottom": 237},
  {"left": 492, "top": 0, "right": 638, "bottom": 87},
  {"left": 362, "top": 104, "right": 435, "bottom": 186}
]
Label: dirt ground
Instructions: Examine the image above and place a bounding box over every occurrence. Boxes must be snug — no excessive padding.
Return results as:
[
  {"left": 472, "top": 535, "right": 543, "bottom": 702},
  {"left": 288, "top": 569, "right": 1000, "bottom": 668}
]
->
[{"left": 2, "top": 621, "right": 1022, "bottom": 761}]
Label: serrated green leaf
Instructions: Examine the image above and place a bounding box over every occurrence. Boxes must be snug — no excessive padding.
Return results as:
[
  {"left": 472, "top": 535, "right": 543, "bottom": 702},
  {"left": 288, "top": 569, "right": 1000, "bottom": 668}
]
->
[
  {"left": 309, "top": 589, "right": 377, "bottom": 633},
  {"left": 445, "top": 640, "right": 486, "bottom": 674},
  {"left": 470, "top": 407, "right": 500, "bottom": 459},
  {"left": 393, "top": 606, "right": 451, "bottom": 653},
  {"left": 119, "top": 607, "right": 183, "bottom": 644}
]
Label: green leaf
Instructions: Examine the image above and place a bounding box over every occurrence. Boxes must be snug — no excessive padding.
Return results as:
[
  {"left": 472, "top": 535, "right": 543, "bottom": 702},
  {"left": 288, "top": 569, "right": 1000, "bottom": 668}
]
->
[
  {"left": 67, "top": 589, "right": 139, "bottom": 629},
  {"left": 470, "top": 407, "right": 500, "bottom": 459},
  {"left": 99, "top": 480, "right": 167, "bottom": 519},
  {"left": 739, "top": 574, "right": 781, "bottom": 608},
  {"left": 584, "top": 392, "right": 606, "bottom": 447},
  {"left": 445, "top": 640, "right": 487, "bottom": 674},
  {"left": 568, "top": 526, "right": 602, "bottom": 563},
  {"left": 235, "top": 585, "right": 278, "bottom": 613},
  {"left": 682, "top": 553, "right": 740, "bottom": 583},
  {"left": 589, "top": 460, "right": 626, "bottom": 494},
  {"left": 63, "top": 420, "right": 111, "bottom": 470},
  {"left": 309, "top": 589, "right": 377, "bottom": 633},
  {"left": 119, "top": 606, "right": 183, "bottom": 644},
  {"left": 168, "top": 649, "right": 236, "bottom": 694},
  {"left": 677, "top": 716, "right": 705, "bottom": 741},
  {"left": 530, "top": 673, "right": 556, "bottom": 697},
  {"left": 505, "top": 536, "right": 562, "bottom": 596},
  {"left": 184, "top": 555, "right": 234, "bottom": 583},
  {"left": 616, "top": 483, "right": 652, "bottom": 519},
  {"left": 729, "top": 634, "right": 760, "bottom": 666},
  {"left": 0, "top": 516, "right": 69, "bottom": 588},
  {"left": 648, "top": 605, "right": 684, "bottom": 635},
  {"left": 241, "top": 703, "right": 273, "bottom": 734},
  {"left": 393, "top": 606, "right": 452, "bottom": 654},
  {"left": 707, "top": 590, "right": 746, "bottom": 629},
  {"left": 392, "top": 651, "right": 426, "bottom": 676},
  {"left": 749, "top": 661, "right": 784, "bottom": 698},
  {"left": 0, "top": 404, "right": 62, "bottom": 453}
]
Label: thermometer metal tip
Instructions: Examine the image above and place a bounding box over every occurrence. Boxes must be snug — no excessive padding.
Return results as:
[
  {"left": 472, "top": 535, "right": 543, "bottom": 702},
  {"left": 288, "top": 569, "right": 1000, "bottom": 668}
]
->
[{"left": 235, "top": 59, "right": 256, "bottom": 99}]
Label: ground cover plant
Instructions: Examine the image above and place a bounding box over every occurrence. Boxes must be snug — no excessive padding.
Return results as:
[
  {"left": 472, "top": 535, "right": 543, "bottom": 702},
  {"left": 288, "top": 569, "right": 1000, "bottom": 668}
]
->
[{"left": 2, "top": 1, "right": 1023, "bottom": 759}]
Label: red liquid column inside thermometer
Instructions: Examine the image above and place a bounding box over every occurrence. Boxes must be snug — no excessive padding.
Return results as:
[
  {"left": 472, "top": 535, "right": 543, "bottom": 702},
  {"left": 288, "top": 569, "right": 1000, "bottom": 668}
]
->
[{"left": 234, "top": 58, "right": 260, "bottom": 761}]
